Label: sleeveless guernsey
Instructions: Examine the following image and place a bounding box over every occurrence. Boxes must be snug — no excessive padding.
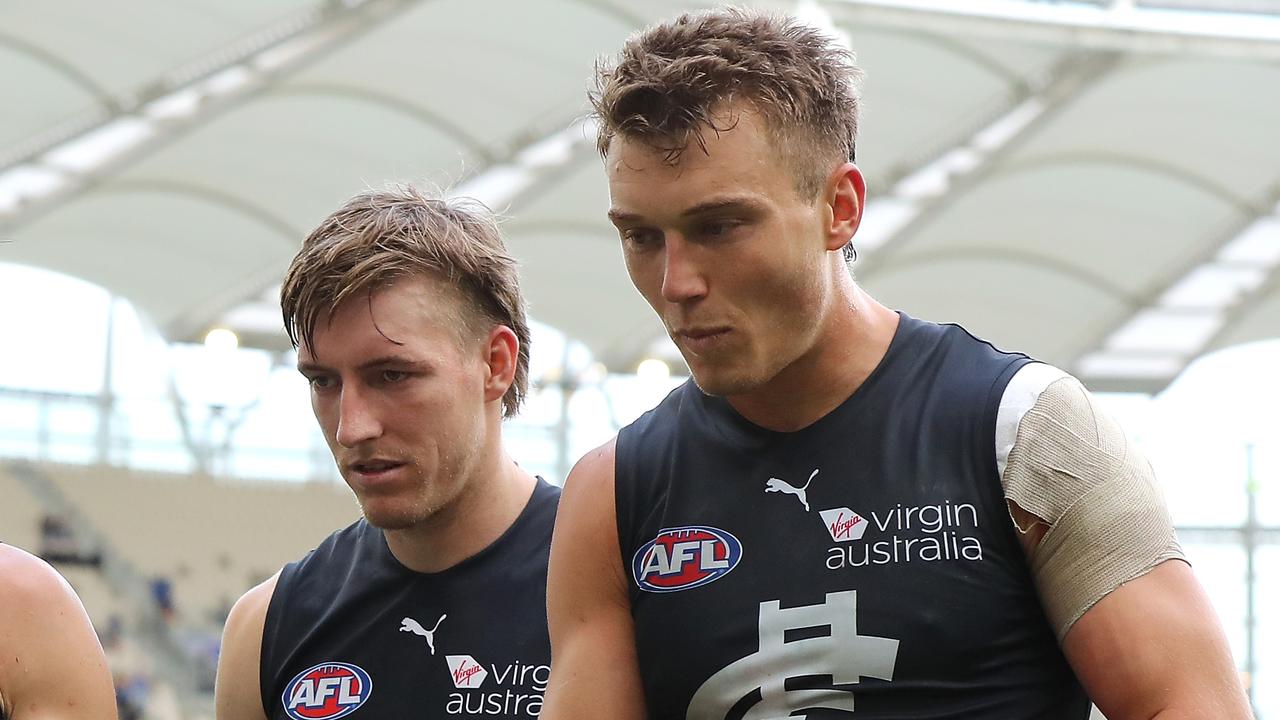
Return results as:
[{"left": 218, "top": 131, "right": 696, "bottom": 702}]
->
[
  {"left": 615, "top": 315, "right": 1090, "bottom": 719},
  {"left": 260, "top": 478, "right": 559, "bottom": 719}
]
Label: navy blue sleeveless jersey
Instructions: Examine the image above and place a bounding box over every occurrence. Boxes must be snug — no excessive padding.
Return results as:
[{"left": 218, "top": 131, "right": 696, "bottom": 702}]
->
[
  {"left": 259, "top": 478, "right": 559, "bottom": 720},
  {"left": 615, "top": 315, "right": 1090, "bottom": 719}
]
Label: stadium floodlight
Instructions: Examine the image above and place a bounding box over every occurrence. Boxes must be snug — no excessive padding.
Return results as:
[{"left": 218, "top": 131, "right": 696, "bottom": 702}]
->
[
  {"left": 204, "top": 327, "right": 240, "bottom": 352},
  {"left": 637, "top": 358, "right": 671, "bottom": 382}
]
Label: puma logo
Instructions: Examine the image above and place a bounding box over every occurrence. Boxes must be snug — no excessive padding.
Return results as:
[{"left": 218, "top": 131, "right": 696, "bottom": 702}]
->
[
  {"left": 765, "top": 468, "right": 819, "bottom": 512},
  {"left": 400, "top": 614, "right": 446, "bottom": 655}
]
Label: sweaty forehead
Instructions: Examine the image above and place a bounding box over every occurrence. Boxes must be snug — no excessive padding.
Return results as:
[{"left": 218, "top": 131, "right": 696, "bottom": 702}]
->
[{"left": 606, "top": 121, "right": 788, "bottom": 212}]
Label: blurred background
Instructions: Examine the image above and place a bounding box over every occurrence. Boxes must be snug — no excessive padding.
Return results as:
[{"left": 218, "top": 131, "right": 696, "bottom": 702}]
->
[{"left": 1, "top": 0, "right": 1278, "bottom": 717}]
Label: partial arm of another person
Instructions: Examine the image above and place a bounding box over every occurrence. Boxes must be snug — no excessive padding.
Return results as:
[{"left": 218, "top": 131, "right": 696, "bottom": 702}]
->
[
  {"left": 541, "top": 439, "right": 647, "bottom": 719},
  {"left": 215, "top": 573, "right": 279, "bottom": 720},
  {"left": 0, "top": 545, "right": 118, "bottom": 720},
  {"left": 1000, "top": 369, "right": 1252, "bottom": 719}
]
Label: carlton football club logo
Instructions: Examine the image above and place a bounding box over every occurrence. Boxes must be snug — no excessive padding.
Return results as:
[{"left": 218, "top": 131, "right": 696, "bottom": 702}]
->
[
  {"left": 282, "top": 662, "right": 373, "bottom": 719},
  {"left": 632, "top": 525, "right": 743, "bottom": 593}
]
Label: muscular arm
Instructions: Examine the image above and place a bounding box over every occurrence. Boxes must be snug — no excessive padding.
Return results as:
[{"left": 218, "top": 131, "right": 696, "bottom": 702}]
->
[
  {"left": 0, "top": 545, "right": 117, "bottom": 720},
  {"left": 215, "top": 574, "right": 278, "bottom": 720},
  {"left": 541, "top": 439, "right": 646, "bottom": 719},
  {"left": 1000, "top": 369, "right": 1251, "bottom": 718},
  {"left": 1010, "top": 506, "right": 1250, "bottom": 718},
  {"left": 1063, "top": 560, "right": 1250, "bottom": 719}
]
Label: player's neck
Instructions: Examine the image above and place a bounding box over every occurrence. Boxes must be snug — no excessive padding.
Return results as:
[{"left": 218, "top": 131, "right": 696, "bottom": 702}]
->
[
  {"left": 726, "top": 283, "right": 898, "bottom": 433},
  {"left": 384, "top": 436, "right": 537, "bottom": 574}
]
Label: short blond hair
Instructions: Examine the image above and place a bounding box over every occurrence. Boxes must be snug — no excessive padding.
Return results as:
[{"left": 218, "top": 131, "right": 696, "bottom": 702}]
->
[{"left": 281, "top": 185, "right": 530, "bottom": 417}]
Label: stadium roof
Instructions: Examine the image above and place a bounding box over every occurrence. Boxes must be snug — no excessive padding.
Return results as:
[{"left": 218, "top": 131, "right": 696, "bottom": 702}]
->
[{"left": 3, "top": 0, "right": 1279, "bottom": 393}]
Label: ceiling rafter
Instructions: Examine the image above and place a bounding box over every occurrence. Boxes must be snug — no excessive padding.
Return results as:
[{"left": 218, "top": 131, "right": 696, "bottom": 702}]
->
[
  {"left": 196, "top": 115, "right": 601, "bottom": 351},
  {"left": 1076, "top": 185, "right": 1280, "bottom": 391},
  {"left": 853, "top": 50, "right": 1123, "bottom": 271},
  {"left": 0, "top": 31, "right": 116, "bottom": 108},
  {"left": 831, "top": 0, "right": 1280, "bottom": 61},
  {"left": 0, "top": 0, "right": 431, "bottom": 234}
]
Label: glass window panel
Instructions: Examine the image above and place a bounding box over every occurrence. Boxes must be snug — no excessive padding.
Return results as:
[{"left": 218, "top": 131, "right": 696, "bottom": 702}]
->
[
  {"left": 1254, "top": 545, "right": 1280, "bottom": 720},
  {"left": 223, "top": 366, "right": 318, "bottom": 482},
  {"left": 44, "top": 402, "right": 99, "bottom": 464},
  {"left": 1148, "top": 438, "right": 1248, "bottom": 526},
  {"left": 0, "top": 396, "right": 39, "bottom": 458},
  {"left": 0, "top": 265, "right": 108, "bottom": 396},
  {"left": 1254, "top": 443, "right": 1280, "bottom": 527},
  {"left": 505, "top": 422, "right": 558, "bottom": 484},
  {"left": 1183, "top": 544, "right": 1249, "bottom": 666}
]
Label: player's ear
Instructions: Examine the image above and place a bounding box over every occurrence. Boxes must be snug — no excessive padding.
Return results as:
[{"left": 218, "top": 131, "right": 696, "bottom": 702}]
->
[
  {"left": 482, "top": 325, "right": 518, "bottom": 405},
  {"left": 825, "top": 162, "right": 865, "bottom": 253}
]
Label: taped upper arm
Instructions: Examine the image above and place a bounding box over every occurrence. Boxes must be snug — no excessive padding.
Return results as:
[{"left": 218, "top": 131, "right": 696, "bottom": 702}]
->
[
  {"left": 997, "top": 366, "right": 1183, "bottom": 640},
  {"left": 216, "top": 573, "right": 278, "bottom": 720}
]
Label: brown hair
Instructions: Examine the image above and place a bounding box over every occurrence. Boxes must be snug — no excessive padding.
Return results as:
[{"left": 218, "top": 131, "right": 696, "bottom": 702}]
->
[
  {"left": 590, "top": 6, "right": 862, "bottom": 199},
  {"left": 281, "top": 185, "right": 531, "bottom": 418}
]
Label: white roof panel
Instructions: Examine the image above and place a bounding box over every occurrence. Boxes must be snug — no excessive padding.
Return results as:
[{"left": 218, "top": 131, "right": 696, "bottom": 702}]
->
[{"left": 1, "top": 0, "right": 1278, "bottom": 392}]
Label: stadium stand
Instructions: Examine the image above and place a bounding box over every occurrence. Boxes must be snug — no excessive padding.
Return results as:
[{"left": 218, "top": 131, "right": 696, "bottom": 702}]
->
[
  {"left": 0, "top": 464, "right": 43, "bottom": 551},
  {"left": 42, "top": 462, "right": 360, "bottom": 628}
]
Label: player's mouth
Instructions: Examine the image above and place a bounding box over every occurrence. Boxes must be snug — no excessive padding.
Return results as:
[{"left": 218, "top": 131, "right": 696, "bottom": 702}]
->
[
  {"left": 348, "top": 459, "right": 407, "bottom": 484},
  {"left": 676, "top": 326, "right": 732, "bottom": 355}
]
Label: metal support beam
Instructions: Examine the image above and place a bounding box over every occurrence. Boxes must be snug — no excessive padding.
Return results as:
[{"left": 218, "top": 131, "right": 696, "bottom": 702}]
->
[
  {"left": 1073, "top": 189, "right": 1280, "bottom": 392},
  {"left": 0, "top": 0, "right": 429, "bottom": 233},
  {"left": 193, "top": 114, "right": 601, "bottom": 353},
  {"left": 854, "top": 50, "right": 1122, "bottom": 274},
  {"left": 450, "top": 118, "right": 599, "bottom": 214},
  {"left": 95, "top": 296, "right": 116, "bottom": 464},
  {"left": 830, "top": 0, "right": 1280, "bottom": 61},
  {"left": 1244, "top": 443, "right": 1258, "bottom": 713}
]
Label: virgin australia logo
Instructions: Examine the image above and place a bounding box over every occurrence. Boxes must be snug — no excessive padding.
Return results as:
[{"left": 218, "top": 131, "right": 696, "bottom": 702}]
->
[{"left": 818, "top": 508, "right": 868, "bottom": 542}]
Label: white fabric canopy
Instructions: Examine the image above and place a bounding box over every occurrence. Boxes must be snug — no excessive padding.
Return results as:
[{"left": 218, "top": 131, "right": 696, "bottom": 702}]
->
[{"left": 3, "top": 0, "right": 1278, "bottom": 393}]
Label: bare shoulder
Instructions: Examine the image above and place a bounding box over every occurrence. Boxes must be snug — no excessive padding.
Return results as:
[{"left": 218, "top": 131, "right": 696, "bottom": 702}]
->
[
  {"left": 0, "top": 544, "right": 94, "bottom": 649},
  {"left": 0, "top": 544, "right": 117, "bottom": 719},
  {"left": 564, "top": 437, "right": 617, "bottom": 491},
  {"left": 226, "top": 572, "right": 280, "bottom": 627},
  {"left": 0, "top": 544, "right": 75, "bottom": 609},
  {"left": 216, "top": 572, "right": 281, "bottom": 720},
  {"left": 556, "top": 437, "right": 620, "bottom": 555}
]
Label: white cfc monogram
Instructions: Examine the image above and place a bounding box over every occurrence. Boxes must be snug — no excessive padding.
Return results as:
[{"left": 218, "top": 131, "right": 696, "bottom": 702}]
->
[{"left": 686, "top": 591, "right": 899, "bottom": 719}]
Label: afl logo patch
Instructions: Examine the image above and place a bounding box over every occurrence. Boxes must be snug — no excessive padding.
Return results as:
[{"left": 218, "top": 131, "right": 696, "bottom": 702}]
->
[
  {"left": 632, "top": 525, "right": 742, "bottom": 593},
  {"left": 282, "top": 662, "right": 372, "bottom": 719}
]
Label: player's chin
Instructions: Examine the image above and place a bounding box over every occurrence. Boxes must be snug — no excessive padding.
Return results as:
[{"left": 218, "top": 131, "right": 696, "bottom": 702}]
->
[
  {"left": 357, "top": 497, "right": 435, "bottom": 531},
  {"left": 688, "top": 363, "right": 761, "bottom": 398}
]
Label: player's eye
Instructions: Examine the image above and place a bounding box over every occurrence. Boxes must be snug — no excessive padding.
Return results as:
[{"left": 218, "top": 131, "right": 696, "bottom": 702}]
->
[
  {"left": 621, "top": 228, "right": 662, "bottom": 250},
  {"left": 699, "top": 219, "right": 741, "bottom": 238},
  {"left": 307, "top": 375, "right": 334, "bottom": 390}
]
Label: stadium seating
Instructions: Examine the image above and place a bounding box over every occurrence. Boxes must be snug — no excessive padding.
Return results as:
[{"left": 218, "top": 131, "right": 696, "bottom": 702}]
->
[{"left": 42, "top": 462, "right": 360, "bottom": 627}]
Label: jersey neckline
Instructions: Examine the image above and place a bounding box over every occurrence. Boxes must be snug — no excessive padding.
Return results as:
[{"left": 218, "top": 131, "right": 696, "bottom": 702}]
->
[{"left": 372, "top": 475, "right": 557, "bottom": 579}]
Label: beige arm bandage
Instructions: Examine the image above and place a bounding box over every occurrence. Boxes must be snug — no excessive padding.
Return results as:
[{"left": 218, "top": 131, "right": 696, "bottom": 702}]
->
[{"left": 997, "top": 365, "right": 1185, "bottom": 642}]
